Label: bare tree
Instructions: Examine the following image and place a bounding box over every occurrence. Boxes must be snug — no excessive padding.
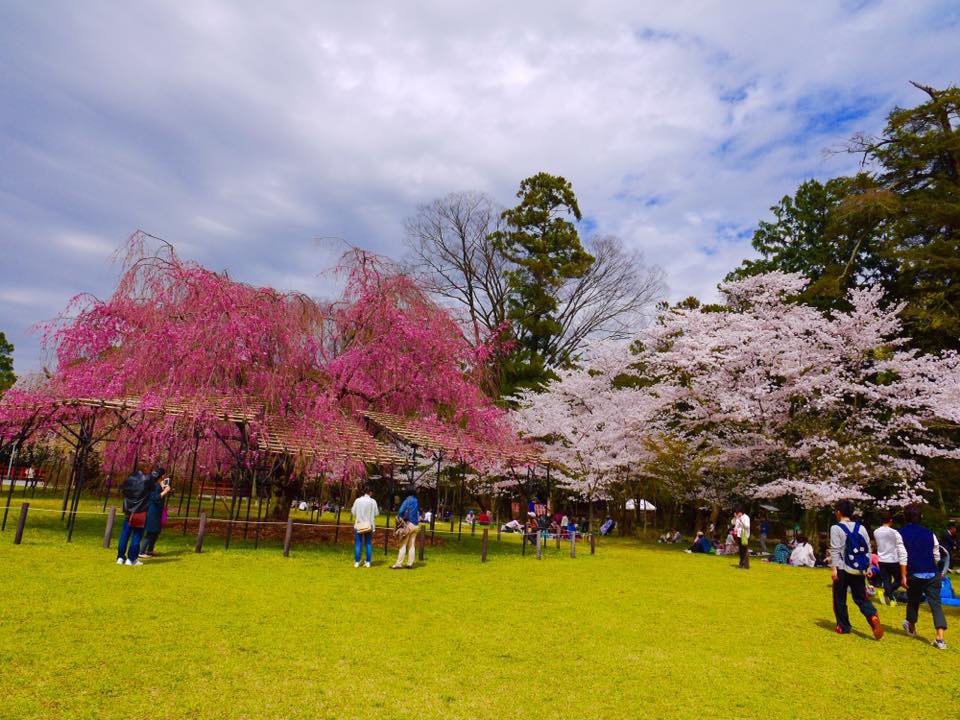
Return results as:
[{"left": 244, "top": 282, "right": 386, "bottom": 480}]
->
[
  {"left": 403, "top": 192, "right": 508, "bottom": 346},
  {"left": 548, "top": 235, "right": 666, "bottom": 365},
  {"left": 403, "top": 192, "right": 667, "bottom": 369}
]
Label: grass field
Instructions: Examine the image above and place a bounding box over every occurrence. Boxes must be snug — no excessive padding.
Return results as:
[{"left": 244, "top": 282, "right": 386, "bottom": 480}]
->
[{"left": 0, "top": 492, "right": 957, "bottom": 720}]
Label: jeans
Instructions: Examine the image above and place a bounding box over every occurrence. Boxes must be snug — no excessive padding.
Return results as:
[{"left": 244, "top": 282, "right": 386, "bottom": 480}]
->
[
  {"left": 759, "top": 533, "right": 768, "bottom": 554},
  {"left": 878, "top": 561, "right": 902, "bottom": 599},
  {"left": 142, "top": 531, "right": 160, "bottom": 554},
  {"left": 832, "top": 571, "right": 877, "bottom": 632},
  {"left": 116, "top": 518, "right": 143, "bottom": 562},
  {"left": 354, "top": 529, "right": 373, "bottom": 563},
  {"left": 906, "top": 575, "right": 948, "bottom": 630}
]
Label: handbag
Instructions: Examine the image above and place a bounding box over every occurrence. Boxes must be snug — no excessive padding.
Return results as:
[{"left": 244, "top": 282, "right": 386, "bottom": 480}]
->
[
  {"left": 356, "top": 521, "right": 373, "bottom": 534},
  {"left": 394, "top": 514, "right": 409, "bottom": 539},
  {"left": 129, "top": 511, "right": 147, "bottom": 528}
]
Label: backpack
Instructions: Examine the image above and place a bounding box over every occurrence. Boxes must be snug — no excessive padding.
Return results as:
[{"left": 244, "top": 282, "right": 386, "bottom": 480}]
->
[{"left": 838, "top": 521, "right": 870, "bottom": 572}]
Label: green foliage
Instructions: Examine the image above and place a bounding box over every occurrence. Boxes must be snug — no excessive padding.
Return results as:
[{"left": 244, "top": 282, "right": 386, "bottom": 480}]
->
[
  {"left": 730, "top": 83, "right": 960, "bottom": 352},
  {"left": 4, "top": 492, "right": 956, "bottom": 719},
  {"left": 491, "top": 173, "right": 594, "bottom": 394},
  {"left": 0, "top": 331, "right": 15, "bottom": 394}
]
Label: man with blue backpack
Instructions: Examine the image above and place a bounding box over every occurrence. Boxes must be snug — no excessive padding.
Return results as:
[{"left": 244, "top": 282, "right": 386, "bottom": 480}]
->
[{"left": 830, "top": 499, "right": 884, "bottom": 639}]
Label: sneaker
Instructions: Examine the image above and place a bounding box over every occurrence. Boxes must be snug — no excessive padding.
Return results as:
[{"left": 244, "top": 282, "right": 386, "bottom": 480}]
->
[
  {"left": 124, "top": 559, "right": 134, "bottom": 565},
  {"left": 131, "top": 560, "right": 144, "bottom": 566},
  {"left": 364, "top": 562, "right": 371, "bottom": 568},
  {"left": 869, "top": 615, "right": 884, "bottom": 640},
  {"left": 902, "top": 620, "right": 916, "bottom": 637},
  {"left": 836, "top": 625, "right": 850, "bottom": 635},
  {"left": 390, "top": 564, "right": 403, "bottom": 570},
  {"left": 932, "top": 639, "right": 947, "bottom": 650},
  {"left": 404, "top": 565, "right": 414, "bottom": 570},
  {"left": 139, "top": 553, "right": 151, "bottom": 559},
  {"left": 116, "top": 557, "right": 125, "bottom": 565},
  {"left": 354, "top": 561, "right": 360, "bottom": 568}
]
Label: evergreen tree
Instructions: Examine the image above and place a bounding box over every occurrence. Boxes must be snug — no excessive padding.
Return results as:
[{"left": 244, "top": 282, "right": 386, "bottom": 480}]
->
[
  {"left": 490, "top": 172, "right": 594, "bottom": 394},
  {"left": 0, "top": 332, "right": 14, "bottom": 395}
]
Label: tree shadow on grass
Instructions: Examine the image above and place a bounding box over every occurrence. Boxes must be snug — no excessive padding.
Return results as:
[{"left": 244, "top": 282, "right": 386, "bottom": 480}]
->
[{"left": 813, "top": 618, "right": 872, "bottom": 640}]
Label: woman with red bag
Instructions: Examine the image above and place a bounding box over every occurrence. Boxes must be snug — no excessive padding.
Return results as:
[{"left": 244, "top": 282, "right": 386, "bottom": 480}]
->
[{"left": 116, "top": 467, "right": 163, "bottom": 566}]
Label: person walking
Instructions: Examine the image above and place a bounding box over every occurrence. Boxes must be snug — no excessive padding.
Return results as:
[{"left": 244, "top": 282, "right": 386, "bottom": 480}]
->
[
  {"left": 940, "top": 523, "right": 957, "bottom": 573},
  {"left": 759, "top": 516, "right": 770, "bottom": 555},
  {"left": 733, "top": 507, "right": 751, "bottom": 569},
  {"left": 899, "top": 504, "right": 948, "bottom": 650},
  {"left": 116, "top": 467, "right": 161, "bottom": 566},
  {"left": 830, "top": 499, "right": 883, "bottom": 639},
  {"left": 351, "top": 485, "right": 379, "bottom": 568},
  {"left": 391, "top": 488, "right": 420, "bottom": 570},
  {"left": 140, "top": 475, "right": 172, "bottom": 558},
  {"left": 872, "top": 512, "right": 907, "bottom": 605}
]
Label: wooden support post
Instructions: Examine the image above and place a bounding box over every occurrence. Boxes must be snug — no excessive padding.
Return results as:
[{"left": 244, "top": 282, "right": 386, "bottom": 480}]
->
[
  {"left": 383, "top": 526, "right": 389, "bottom": 556},
  {"left": 570, "top": 533, "right": 576, "bottom": 559},
  {"left": 497, "top": 523, "right": 502, "bottom": 542},
  {"left": 590, "top": 533, "right": 596, "bottom": 555},
  {"left": 481, "top": 528, "right": 489, "bottom": 563},
  {"left": 522, "top": 532, "right": 527, "bottom": 556},
  {"left": 417, "top": 527, "right": 425, "bottom": 561},
  {"left": 194, "top": 513, "right": 207, "bottom": 553},
  {"left": 13, "top": 503, "right": 28, "bottom": 544},
  {"left": 536, "top": 532, "right": 542, "bottom": 560},
  {"left": 556, "top": 531, "right": 561, "bottom": 550},
  {"left": 283, "top": 517, "right": 293, "bottom": 557},
  {"left": 103, "top": 506, "right": 117, "bottom": 548}
]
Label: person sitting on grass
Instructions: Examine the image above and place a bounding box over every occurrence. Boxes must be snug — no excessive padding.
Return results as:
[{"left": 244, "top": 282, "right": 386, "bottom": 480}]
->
[
  {"left": 465, "top": 509, "right": 476, "bottom": 526},
  {"left": 600, "top": 517, "right": 615, "bottom": 536},
  {"left": 687, "top": 531, "right": 713, "bottom": 554},
  {"left": 771, "top": 543, "right": 791, "bottom": 565},
  {"left": 789, "top": 535, "right": 815, "bottom": 567},
  {"left": 501, "top": 518, "right": 522, "bottom": 533},
  {"left": 478, "top": 510, "right": 491, "bottom": 526}
]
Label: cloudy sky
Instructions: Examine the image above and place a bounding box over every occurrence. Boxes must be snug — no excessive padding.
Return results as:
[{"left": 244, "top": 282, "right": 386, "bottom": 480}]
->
[{"left": 1, "top": 1, "right": 957, "bottom": 373}]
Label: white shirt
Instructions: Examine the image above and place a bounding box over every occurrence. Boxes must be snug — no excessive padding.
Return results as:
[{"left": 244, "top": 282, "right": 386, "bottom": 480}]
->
[
  {"left": 873, "top": 525, "right": 908, "bottom": 565},
  {"left": 350, "top": 495, "right": 379, "bottom": 530},
  {"left": 830, "top": 519, "right": 871, "bottom": 574},
  {"left": 734, "top": 513, "right": 750, "bottom": 542},
  {"left": 790, "top": 542, "right": 816, "bottom": 568}
]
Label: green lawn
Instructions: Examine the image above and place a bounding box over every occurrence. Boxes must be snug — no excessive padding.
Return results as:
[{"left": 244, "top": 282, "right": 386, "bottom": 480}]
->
[{"left": 0, "top": 492, "right": 957, "bottom": 720}]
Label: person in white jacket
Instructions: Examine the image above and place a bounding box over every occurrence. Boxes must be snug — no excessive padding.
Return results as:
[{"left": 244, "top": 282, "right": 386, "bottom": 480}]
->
[
  {"left": 789, "top": 535, "right": 816, "bottom": 567},
  {"left": 873, "top": 512, "right": 908, "bottom": 605},
  {"left": 733, "top": 507, "right": 751, "bottom": 569},
  {"left": 350, "top": 486, "right": 379, "bottom": 568}
]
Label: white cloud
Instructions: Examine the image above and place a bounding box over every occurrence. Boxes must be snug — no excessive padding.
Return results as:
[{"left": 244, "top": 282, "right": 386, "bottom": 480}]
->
[{"left": 1, "top": 0, "right": 957, "bottom": 370}]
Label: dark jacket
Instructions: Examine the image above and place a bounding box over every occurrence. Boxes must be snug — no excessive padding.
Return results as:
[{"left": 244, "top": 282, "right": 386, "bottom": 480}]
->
[
  {"left": 122, "top": 471, "right": 155, "bottom": 515},
  {"left": 145, "top": 484, "right": 165, "bottom": 533},
  {"left": 900, "top": 523, "right": 938, "bottom": 576}
]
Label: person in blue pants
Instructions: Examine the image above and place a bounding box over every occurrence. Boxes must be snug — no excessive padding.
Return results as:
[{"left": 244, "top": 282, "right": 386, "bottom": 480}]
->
[
  {"left": 350, "top": 485, "right": 379, "bottom": 568},
  {"left": 116, "top": 467, "right": 161, "bottom": 566}
]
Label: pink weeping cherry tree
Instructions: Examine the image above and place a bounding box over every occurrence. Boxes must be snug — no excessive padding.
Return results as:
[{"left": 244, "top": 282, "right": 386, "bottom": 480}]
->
[{"left": 1, "top": 232, "right": 522, "bottom": 519}]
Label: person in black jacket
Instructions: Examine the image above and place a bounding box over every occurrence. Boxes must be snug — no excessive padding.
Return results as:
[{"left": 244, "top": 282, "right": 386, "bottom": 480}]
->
[{"left": 116, "top": 467, "right": 163, "bottom": 566}]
